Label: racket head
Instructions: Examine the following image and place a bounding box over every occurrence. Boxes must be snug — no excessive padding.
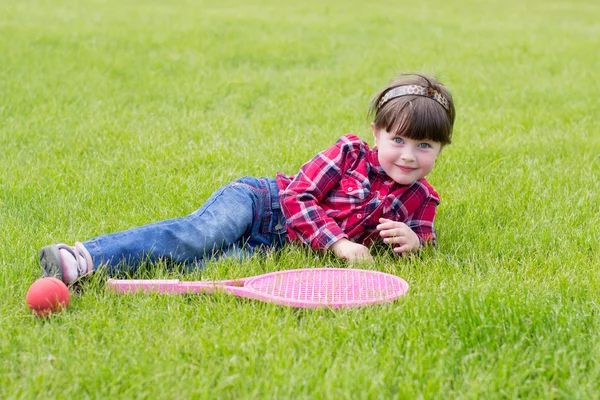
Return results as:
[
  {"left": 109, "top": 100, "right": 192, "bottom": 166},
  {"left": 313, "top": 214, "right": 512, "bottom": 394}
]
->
[{"left": 240, "top": 268, "right": 408, "bottom": 308}]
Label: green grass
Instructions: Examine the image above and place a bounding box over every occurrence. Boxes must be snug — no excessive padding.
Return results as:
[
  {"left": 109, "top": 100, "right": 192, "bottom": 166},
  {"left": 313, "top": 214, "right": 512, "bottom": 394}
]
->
[{"left": 2, "top": 0, "right": 600, "bottom": 398}]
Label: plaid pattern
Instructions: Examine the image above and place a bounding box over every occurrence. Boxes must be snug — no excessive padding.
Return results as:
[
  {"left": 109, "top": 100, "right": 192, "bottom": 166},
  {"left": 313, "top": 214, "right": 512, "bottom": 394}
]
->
[{"left": 276, "top": 134, "right": 440, "bottom": 250}]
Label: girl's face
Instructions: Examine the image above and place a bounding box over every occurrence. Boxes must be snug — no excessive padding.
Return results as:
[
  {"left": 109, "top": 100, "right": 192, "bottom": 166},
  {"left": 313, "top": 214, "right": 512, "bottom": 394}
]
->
[{"left": 372, "top": 124, "right": 442, "bottom": 185}]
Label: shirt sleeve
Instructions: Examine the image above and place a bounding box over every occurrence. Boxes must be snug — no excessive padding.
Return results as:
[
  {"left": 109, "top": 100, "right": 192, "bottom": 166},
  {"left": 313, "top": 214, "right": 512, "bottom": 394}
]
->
[
  {"left": 406, "top": 193, "right": 439, "bottom": 247},
  {"left": 278, "top": 135, "right": 362, "bottom": 250}
]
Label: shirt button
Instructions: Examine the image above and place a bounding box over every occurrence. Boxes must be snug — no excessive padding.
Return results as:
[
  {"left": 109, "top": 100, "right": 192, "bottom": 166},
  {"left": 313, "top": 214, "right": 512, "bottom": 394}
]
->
[
  {"left": 347, "top": 187, "right": 353, "bottom": 191},
  {"left": 357, "top": 214, "right": 362, "bottom": 219}
]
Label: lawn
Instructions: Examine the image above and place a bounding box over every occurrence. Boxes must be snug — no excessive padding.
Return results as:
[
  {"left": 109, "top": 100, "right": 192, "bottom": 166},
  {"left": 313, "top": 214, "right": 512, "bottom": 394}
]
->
[{"left": 1, "top": 0, "right": 599, "bottom": 398}]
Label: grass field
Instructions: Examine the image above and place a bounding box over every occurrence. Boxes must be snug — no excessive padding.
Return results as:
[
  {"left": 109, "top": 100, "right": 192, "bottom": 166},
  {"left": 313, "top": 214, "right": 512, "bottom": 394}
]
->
[{"left": 1, "top": 0, "right": 600, "bottom": 398}]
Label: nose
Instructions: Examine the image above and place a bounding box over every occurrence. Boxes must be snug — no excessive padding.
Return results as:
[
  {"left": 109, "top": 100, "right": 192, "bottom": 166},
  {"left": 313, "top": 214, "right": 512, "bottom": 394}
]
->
[{"left": 400, "top": 146, "right": 416, "bottom": 162}]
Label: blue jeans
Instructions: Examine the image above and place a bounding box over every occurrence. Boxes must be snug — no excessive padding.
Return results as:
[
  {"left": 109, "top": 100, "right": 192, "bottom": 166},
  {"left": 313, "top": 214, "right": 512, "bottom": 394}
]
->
[{"left": 83, "top": 177, "right": 287, "bottom": 274}]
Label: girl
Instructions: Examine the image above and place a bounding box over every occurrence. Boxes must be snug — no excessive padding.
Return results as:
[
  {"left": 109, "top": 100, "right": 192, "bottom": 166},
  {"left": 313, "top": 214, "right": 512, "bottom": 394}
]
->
[{"left": 39, "top": 73, "right": 456, "bottom": 284}]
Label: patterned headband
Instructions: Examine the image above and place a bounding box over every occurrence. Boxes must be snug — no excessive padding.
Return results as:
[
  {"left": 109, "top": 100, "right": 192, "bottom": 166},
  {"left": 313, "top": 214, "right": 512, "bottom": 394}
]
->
[{"left": 377, "top": 84, "right": 449, "bottom": 112}]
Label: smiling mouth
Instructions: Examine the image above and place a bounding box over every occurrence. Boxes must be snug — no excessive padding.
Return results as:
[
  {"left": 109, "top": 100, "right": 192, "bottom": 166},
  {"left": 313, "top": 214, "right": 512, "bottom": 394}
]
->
[{"left": 397, "top": 165, "right": 417, "bottom": 172}]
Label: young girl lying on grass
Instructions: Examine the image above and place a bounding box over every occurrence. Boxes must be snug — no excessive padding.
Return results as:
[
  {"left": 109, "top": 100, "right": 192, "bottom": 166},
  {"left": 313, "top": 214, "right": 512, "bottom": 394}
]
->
[{"left": 39, "top": 73, "right": 456, "bottom": 284}]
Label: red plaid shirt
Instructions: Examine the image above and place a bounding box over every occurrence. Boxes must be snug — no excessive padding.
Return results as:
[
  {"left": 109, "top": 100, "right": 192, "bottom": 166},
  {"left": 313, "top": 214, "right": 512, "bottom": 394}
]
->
[{"left": 276, "top": 134, "right": 440, "bottom": 250}]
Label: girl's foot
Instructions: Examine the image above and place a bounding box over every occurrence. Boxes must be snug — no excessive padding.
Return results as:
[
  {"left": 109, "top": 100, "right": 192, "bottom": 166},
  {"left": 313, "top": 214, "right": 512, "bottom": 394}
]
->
[{"left": 39, "top": 242, "right": 93, "bottom": 284}]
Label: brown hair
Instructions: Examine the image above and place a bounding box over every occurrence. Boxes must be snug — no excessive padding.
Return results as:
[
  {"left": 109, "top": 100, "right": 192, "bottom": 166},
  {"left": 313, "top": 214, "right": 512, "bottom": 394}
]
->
[{"left": 369, "top": 73, "right": 456, "bottom": 145}]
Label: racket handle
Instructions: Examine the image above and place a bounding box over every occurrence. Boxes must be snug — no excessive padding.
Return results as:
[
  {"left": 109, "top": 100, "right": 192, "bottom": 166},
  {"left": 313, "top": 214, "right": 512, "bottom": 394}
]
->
[
  {"left": 108, "top": 279, "right": 182, "bottom": 294},
  {"left": 107, "top": 278, "right": 242, "bottom": 294}
]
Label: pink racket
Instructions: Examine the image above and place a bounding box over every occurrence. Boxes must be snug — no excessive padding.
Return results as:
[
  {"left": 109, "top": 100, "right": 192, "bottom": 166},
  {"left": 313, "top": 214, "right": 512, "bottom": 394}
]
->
[{"left": 107, "top": 268, "right": 409, "bottom": 308}]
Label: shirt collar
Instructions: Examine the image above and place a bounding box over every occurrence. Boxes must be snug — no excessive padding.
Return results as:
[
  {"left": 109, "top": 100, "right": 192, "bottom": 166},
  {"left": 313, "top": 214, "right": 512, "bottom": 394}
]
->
[{"left": 367, "top": 147, "right": 387, "bottom": 176}]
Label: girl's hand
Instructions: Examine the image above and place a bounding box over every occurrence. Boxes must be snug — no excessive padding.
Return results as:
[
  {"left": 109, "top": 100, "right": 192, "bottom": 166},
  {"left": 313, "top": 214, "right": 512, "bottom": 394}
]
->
[
  {"left": 377, "top": 218, "right": 421, "bottom": 255},
  {"left": 330, "top": 238, "right": 373, "bottom": 262}
]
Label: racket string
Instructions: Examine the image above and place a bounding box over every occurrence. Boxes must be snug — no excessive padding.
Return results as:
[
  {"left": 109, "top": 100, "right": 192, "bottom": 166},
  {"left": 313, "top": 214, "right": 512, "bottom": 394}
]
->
[{"left": 247, "top": 269, "right": 403, "bottom": 304}]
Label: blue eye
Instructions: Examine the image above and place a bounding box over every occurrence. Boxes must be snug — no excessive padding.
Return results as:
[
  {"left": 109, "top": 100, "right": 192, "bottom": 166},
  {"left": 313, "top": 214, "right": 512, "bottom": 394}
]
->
[
  {"left": 418, "top": 143, "right": 432, "bottom": 149},
  {"left": 393, "top": 137, "right": 404, "bottom": 144}
]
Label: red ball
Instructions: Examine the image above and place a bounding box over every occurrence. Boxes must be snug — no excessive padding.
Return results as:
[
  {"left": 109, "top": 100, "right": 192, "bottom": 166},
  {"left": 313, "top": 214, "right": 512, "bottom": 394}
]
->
[{"left": 26, "top": 277, "right": 70, "bottom": 316}]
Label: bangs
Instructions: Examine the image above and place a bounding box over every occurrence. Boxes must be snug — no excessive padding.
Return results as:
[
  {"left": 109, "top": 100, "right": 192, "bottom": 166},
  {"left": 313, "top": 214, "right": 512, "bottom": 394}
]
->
[{"left": 376, "top": 97, "right": 453, "bottom": 144}]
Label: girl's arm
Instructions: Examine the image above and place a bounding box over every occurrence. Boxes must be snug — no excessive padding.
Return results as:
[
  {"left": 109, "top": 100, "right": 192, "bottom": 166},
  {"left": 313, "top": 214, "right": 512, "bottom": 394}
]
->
[
  {"left": 377, "top": 191, "right": 439, "bottom": 253},
  {"left": 279, "top": 135, "right": 363, "bottom": 250},
  {"left": 406, "top": 195, "right": 438, "bottom": 247}
]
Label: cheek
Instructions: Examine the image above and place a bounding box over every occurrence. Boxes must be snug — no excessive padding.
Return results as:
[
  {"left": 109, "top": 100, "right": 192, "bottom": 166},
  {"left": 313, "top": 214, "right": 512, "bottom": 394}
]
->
[
  {"left": 378, "top": 148, "right": 396, "bottom": 164},
  {"left": 418, "top": 153, "right": 438, "bottom": 169}
]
